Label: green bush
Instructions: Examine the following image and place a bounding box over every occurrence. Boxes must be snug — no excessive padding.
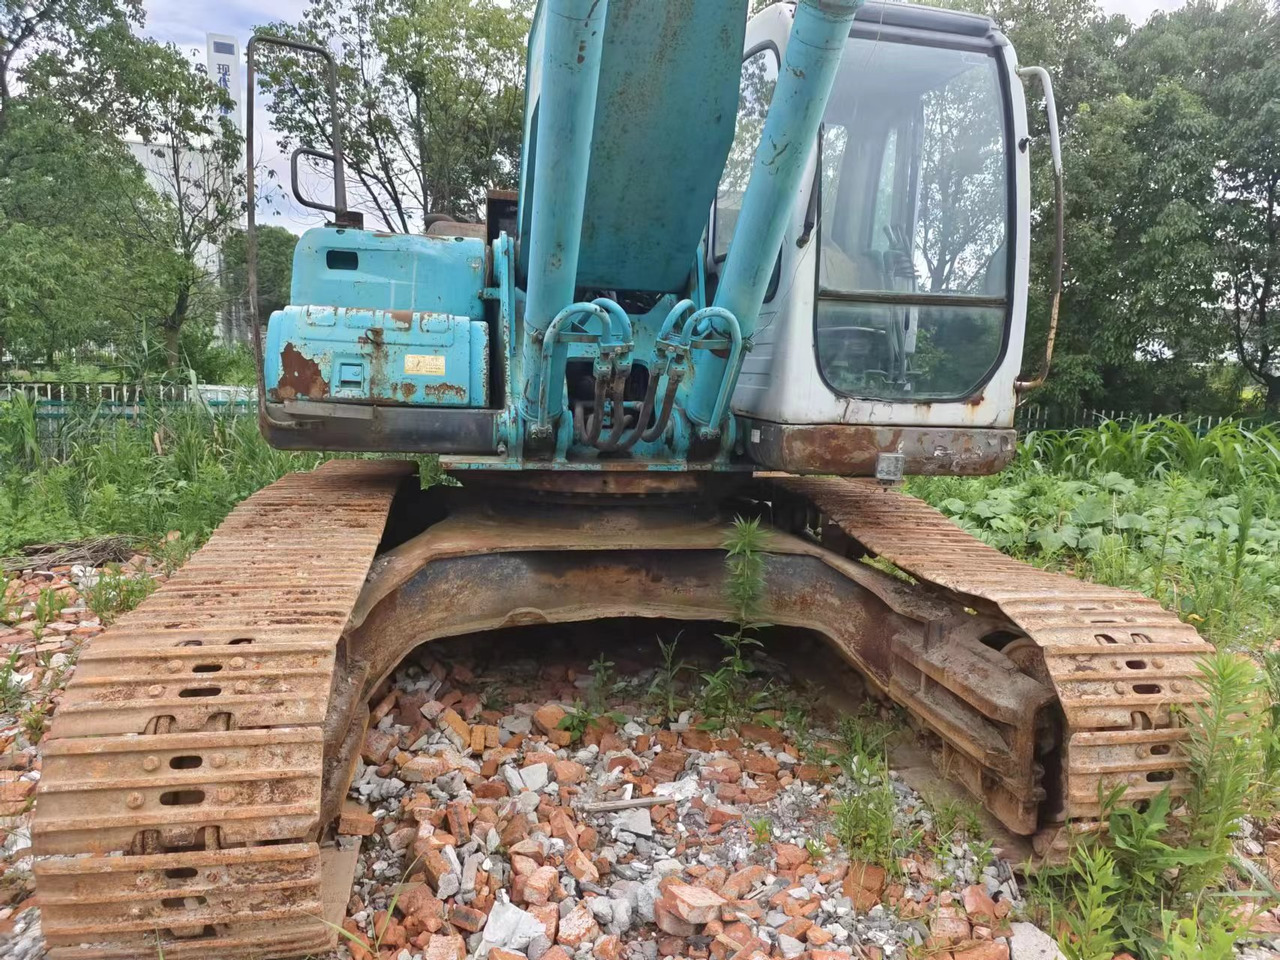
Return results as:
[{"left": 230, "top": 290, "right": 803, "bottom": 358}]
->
[{"left": 910, "top": 418, "right": 1280, "bottom": 650}]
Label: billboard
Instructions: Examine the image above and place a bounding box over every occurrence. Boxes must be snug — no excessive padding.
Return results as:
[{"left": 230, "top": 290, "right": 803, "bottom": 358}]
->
[{"left": 206, "top": 33, "right": 244, "bottom": 136}]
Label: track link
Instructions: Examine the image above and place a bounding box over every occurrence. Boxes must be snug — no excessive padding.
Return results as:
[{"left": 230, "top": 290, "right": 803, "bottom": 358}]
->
[
  {"left": 774, "top": 477, "right": 1213, "bottom": 847},
  {"left": 33, "top": 460, "right": 409, "bottom": 959}
]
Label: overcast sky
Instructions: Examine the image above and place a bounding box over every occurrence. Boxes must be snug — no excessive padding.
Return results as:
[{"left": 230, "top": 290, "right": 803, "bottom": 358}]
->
[{"left": 140, "top": 0, "right": 1190, "bottom": 234}]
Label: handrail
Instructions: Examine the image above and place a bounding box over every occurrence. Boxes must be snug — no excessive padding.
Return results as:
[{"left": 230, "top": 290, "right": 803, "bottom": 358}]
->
[
  {"left": 1015, "top": 65, "right": 1064, "bottom": 394},
  {"left": 244, "top": 34, "right": 358, "bottom": 430}
]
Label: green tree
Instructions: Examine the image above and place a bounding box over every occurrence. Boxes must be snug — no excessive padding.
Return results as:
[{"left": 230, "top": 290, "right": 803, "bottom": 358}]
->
[
  {"left": 2, "top": 2, "right": 245, "bottom": 374},
  {"left": 0, "top": 101, "right": 177, "bottom": 371},
  {"left": 255, "top": 0, "right": 532, "bottom": 230},
  {"left": 221, "top": 225, "right": 298, "bottom": 322},
  {"left": 125, "top": 43, "right": 244, "bottom": 370},
  {"left": 24, "top": 27, "right": 246, "bottom": 370},
  {"left": 1110, "top": 0, "right": 1280, "bottom": 413},
  {"left": 947, "top": 0, "right": 1246, "bottom": 414},
  {"left": 0, "top": 0, "right": 142, "bottom": 132}
]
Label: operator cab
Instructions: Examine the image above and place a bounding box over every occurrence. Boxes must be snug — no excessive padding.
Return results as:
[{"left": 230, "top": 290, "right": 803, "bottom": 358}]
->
[{"left": 720, "top": 2, "right": 1050, "bottom": 475}]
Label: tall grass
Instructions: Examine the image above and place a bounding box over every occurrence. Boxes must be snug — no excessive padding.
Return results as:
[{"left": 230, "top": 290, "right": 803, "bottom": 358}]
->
[
  {"left": 0, "top": 399, "right": 325, "bottom": 555},
  {"left": 1015, "top": 418, "right": 1280, "bottom": 489}
]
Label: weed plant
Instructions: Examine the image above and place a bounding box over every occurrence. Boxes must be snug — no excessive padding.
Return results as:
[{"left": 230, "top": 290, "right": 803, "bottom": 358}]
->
[
  {"left": 0, "top": 399, "right": 325, "bottom": 556},
  {"left": 910, "top": 418, "right": 1280, "bottom": 650},
  {"left": 698, "top": 516, "right": 772, "bottom": 727}
]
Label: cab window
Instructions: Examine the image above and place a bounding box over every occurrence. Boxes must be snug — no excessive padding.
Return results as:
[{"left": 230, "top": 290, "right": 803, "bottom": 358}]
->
[
  {"left": 714, "top": 47, "right": 779, "bottom": 262},
  {"left": 817, "top": 38, "right": 1009, "bottom": 401}
]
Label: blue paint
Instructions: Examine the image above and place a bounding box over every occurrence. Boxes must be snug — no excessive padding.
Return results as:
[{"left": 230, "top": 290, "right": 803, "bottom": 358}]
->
[
  {"left": 264, "top": 305, "right": 489, "bottom": 407},
  {"left": 518, "top": 0, "right": 609, "bottom": 425},
  {"left": 291, "top": 227, "right": 486, "bottom": 318},
  {"left": 569, "top": 1, "right": 745, "bottom": 292}
]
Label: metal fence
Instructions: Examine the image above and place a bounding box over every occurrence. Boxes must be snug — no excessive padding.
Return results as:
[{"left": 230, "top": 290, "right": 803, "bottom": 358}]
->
[
  {"left": 1014, "top": 404, "right": 1241, "bottom": 433},
  {"left": 0, "top": 382, "right": 254, "bottom": 407},
  {"left": 1, "top": 382, "right": 256, "bottom": 458}
]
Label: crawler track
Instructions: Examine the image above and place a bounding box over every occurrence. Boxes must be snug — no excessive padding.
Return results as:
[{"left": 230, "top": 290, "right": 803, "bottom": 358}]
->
[
  {"left": 31, "top": 465, "right": 1211, "bottom": 957},
  {"left": 33, "top": 460, "right": 409, "bottom": 959},
  {"left": 772, "top": 477, "right": 1212, "bottom": 848}
]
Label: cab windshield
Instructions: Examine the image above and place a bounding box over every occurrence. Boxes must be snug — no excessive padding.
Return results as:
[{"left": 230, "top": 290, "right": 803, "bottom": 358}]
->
[{"left": 817, "top": 36, "right": 1010, "bottom": 401}]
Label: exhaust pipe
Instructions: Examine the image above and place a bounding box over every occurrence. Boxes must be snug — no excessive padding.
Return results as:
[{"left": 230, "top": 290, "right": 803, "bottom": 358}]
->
[
  {"left": 688, "top": 0, "right": 861, "bottom": 429},
  {"left": 519, "top": 0, "right": 610, "bottom": 429}
]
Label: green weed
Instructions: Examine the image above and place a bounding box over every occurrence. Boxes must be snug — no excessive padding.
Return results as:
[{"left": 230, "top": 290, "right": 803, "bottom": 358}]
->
[
  {"left": 586, "top": 653, "right": 619, "bottom": 716},
  {"left": 1044, "top": 652, "right": 1271, "bottom": 960},
  {"left": 30, "top": 586, "right": 67, "bottom": 642},
  {"left": 0, "top": 649, "right": 27, "bottom": 714},
  {"left": 748, "top": 817, "right": 773, "bottom": 847},
  {"left": 831, "top": 772, "right": 918, "bottom": 869},
  {"left": 699, "top": 517, "right": 772, "bottom": 727},
  {"left": 84, "top": 564, "right": 157, "bottom": 625},
  {"left": 556, "top": 701, "right": 627, "bottom": 743},
  {"left": 22, "top": 702, "right": 46, "bottom": 744},
  {"left": 805, "top": 836, "right": 829, "bottom": 862},
  {"left": 1181, "top": 652, "right": 1266, "bottom": 889},
  {"left": 0, "top": 400, "right": 326, "bottom": 557},
  {"left": 1061, "top": 844, "right": 1124, "bottom": 960},
  {"left": 913, "top": 421, "right": 1280, "bottom": 650},
  {"left": 0, "top": 577, "right": 20, "bottom": 626},
  {"left": 834, "top": 709, "right": 894, "bottom": 780},
  {"left": 648, "top": 634, "right": 691, "bottom": 722}
]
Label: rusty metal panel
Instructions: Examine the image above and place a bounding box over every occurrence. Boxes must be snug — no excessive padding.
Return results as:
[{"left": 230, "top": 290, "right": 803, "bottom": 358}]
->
[
  {"left": 746, "top": 421, "right": 1018, "bottom": 476},
  {"left": 36, "top": 729, "right": 323, "bottom": 854},
  {"left": 38, "top": 843, "right": 327, "bottom": 957}
]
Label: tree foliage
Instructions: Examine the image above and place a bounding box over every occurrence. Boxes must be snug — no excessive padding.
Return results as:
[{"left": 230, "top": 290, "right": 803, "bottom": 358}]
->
[
  {"left": 0, "top": 0, "right": 143, "bottom": 131},
  {"left": 953, "top": 0, "right": 1280, "bottom": 413},
  {"left": 221, "top": 225, "right": 298, "bottom": 322},
  {"left": 254, "top": 0, "right": 532, "bottom": 230},
  {"left": 0, "top": 0, "right": 245, "bottom": 376}
]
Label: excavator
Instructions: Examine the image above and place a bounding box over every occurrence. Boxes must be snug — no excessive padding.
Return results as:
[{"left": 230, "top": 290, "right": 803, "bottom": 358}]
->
[{"left": 31, "top": 0, "right": 1213, "bottom": 956}]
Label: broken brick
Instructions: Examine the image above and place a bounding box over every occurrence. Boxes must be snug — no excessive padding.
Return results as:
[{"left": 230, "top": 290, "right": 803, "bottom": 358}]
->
[
  {"left": 662, "top": 881, "right": 727, "bottom": 925},
  {"left": 556, "top": 902, "right": 600, "bottom": 948}
]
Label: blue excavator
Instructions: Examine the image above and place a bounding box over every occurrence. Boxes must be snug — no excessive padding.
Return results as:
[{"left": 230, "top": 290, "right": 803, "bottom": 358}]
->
[{"left": 32, "top": 2, "right": 1211, "bottom": 957}]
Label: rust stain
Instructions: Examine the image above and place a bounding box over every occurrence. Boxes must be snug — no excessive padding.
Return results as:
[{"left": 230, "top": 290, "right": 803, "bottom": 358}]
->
[
  {"left": 753, "top": 423, "right": 1016, "bottom": 477},
  {"left": 367, "top": 328, "right": 386, "bottom": 400},
  {"left": 276, "top": 344, "right": 329, "bottom": 401},
  {"left": 420, "top": 381, "right": 467, "bottom": 402}
]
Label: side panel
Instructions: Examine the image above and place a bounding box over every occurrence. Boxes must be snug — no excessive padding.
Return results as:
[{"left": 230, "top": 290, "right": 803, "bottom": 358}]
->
[
  {"left": 265, "top": 307, "right": 489, "bottom": 407},
  {"left": 290, "top": 228, "right": 487, "bottom": 317}
]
